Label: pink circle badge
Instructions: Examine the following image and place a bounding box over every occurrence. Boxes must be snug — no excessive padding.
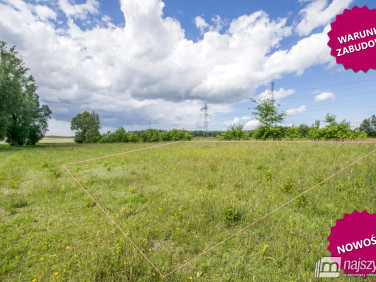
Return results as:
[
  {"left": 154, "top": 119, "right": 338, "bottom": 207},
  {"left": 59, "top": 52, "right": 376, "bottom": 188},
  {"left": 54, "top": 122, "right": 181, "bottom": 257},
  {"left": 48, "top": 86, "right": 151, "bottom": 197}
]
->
[
  {"left": 327, "top": 210, "right": 376, "bottom": 277},
  {"left": 327, "top": 6, "right": 376, "bottom": 72}
]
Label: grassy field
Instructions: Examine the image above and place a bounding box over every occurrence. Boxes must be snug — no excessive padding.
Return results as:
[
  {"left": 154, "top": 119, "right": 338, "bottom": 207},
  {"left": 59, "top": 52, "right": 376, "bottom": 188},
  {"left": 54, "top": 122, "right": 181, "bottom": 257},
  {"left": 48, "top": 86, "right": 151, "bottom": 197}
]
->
[{"left": 1, "top": 141, "right": 375, "bottom": 281}]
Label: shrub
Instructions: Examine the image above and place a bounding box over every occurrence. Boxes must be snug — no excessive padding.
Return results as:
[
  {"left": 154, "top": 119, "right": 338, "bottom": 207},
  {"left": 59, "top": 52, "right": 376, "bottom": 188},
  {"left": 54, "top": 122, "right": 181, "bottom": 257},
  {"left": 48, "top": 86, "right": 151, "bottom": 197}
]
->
[
  {"left": 298, "top": 124, "right": 310, "bottom": 138},
  {"left": 129, "top": 133, "right": 139, "bottom": 142},
  {"left": 224, "top": 206, "right": 241, "bottom": 226},
  {"left": 140, "top": 129, "right": 160, "bottom": 142},
  {"left": 108, "top": 127, "right": 130, "bottom": 143},
  {"left": 253, "top": 126, "right": 283, "bottom": 140},
  {"left": 285, "top": 125, "right": 301, "bottom": 140},
  {"left": 280, "top": 176, "right": 294, "bottom": 193},
  {"left": 221, "top": 124, "right": 246, "bottom": 140},
  {"left": 160, "top": 131, "right": 171, "bottom": 141},
  {"left": 307, "top": 127, "right": 321, "bottom": 140}
]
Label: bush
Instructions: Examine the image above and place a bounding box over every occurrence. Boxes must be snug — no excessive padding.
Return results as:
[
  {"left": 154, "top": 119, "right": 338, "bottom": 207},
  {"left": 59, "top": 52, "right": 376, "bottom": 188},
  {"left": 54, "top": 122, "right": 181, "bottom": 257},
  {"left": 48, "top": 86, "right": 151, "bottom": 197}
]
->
[
  {"left": 305, "top": 114, "right": 367, "bottom": 141},
  {"left": 221, "top": 124, "right": 246, "bottom": 140},
  {"left": 129, "top": 133, "right": 139, "bottom": 142},
  {"left": 298, "top": 124, "right": 310, "bottom": 138},
  {"left": 140, "top": 129, "right": 160, "bottom": 142},
  {"left": 224, "top": 206, "right": 241, "bottom": 226},
  {"left": 307, "top": 127, "right": 321, "bottom": 140},
  {"left": 285, "top": 125, "right": 301, "bottom": 140},
  {"left": 167, "top": 129, "right": 192, "bottom": 141},
  {"left": 321, "top": 121, "right": 353, "bottom": 140},
  {"left": 109, "top": 127, "right": 130, "bottom": 143},
  {"left": 253, "top": 126, "right": 283, "bottom": 140},
  {"left": 97, "top": 128, "right": 192, "bottom": 143},
  {"left": 160, "top": 131, "right": 171, "bottom": 141}
]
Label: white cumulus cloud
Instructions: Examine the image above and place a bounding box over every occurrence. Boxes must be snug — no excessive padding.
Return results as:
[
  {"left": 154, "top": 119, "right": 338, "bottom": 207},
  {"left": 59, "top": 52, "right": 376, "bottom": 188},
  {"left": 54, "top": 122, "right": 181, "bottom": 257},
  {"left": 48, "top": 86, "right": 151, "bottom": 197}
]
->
[
  {"left": 244, "top": 119, "right": 261, "bottom": 130},
  {"left": 296, "top": 0, "right": 353, "bottom": 36},
  {"left": 223, "top": 116, "right": 252, "bottom": 127},
  {"left": 0, "top": 0, "right": 337, "bottom": 133},
  {"left": 58, "top": 0, "right": 99, "bottom": 19},
  {"left": 286, "top": 105, "right": 307, "bottom": 116},
  {"left": 35, "top": 5, "right": 57, "bottom": 21},
  {"left": 256, "top": 88, "right": 295, "bottom": 101},
  {"left": 314, "top": 91, "right": 335, "bottom": 101},
  {"left": 195, "top": 16, "right": 209, "bottom": 34}
]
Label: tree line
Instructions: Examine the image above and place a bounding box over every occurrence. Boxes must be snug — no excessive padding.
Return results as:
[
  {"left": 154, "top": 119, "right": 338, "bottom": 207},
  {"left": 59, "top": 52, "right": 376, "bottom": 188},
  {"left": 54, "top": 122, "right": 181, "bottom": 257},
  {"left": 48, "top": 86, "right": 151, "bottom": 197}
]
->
[
  {"left": 70, "top": 110, "right": 373, "bottom": 144},
  {"left": 218, "top": 99, "right": 370, "bottom": 141},
  {"left": 70, "top": 111, "right": 193, "bottom": 143}
]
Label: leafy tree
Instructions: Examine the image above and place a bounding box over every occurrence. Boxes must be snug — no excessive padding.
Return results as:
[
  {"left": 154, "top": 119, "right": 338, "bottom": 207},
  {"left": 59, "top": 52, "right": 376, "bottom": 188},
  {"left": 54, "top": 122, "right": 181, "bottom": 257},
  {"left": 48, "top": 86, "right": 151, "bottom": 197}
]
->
[
  {"left": 99, "top": 127, "right": 130, "bottom": 143},
  {"left": 308, "top": 113, "right": 366, "bottom": 140},
  {"left": 320, "top": 113, "right": 353, "bottom": 140},
  {"left": 324, "top": 113, "right": 336, "bottom": 124},
  {"left": 298, "top": 124, "right": 310, "bottom": 138},
  {"left": 285, "top": 125, "right": 301, "bottom": 140},
  {"left": 250, "top": 98, "right": 286, "bottom": 140},
  {"left": 168, "top": 129, "right": 192, "bottom": 141},
  {"left": 359, "top": 115, "right": 376, "bottom": 137},
  {"left": 140, "top": 129, "right": 161, "bottom": 142},
  {"left": 70, "top": 111, "right": 101, "bottom": 143},
  {"left": 129, "top": 133, "right": 139, "bottom": 142},
  {"left": 253, "top": 126, "right": 283, "bottom": 140},
  {"left": 219, "top": 124, "right": 246, "bottom": 140},
  {"left": 0, "top": 41, "right": 51, "bottom": 145}
]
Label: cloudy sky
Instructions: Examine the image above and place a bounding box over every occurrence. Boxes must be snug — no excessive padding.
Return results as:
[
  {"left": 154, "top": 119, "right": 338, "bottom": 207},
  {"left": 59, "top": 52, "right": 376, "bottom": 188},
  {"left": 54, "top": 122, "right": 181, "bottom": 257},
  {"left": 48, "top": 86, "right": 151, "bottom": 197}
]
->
[{"left": 0, "top": 0, "right": 375, "bottom": 135}]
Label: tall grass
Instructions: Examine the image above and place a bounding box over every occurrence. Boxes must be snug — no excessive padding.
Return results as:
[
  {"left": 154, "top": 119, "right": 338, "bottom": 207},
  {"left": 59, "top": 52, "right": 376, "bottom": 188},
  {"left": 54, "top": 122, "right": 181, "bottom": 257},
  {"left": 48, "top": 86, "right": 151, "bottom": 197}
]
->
[{"left": 0, "top": 142, "right": 375, "bottom": 280}]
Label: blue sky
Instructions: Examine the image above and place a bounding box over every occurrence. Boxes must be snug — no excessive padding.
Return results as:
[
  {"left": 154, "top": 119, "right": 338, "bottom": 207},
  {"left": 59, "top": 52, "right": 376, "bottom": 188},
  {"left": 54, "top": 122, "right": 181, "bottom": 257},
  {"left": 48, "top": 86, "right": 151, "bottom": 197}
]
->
[{"left": 0, "top": 0, "right": 375, "bottom": 135}]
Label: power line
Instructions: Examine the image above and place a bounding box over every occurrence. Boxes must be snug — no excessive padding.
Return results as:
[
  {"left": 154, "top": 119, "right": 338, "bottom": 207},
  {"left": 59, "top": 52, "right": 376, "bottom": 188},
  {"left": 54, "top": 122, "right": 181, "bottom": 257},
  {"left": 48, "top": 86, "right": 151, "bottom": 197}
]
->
[{"left": 287, "top": 78, "right": 376, "bottom": 93}]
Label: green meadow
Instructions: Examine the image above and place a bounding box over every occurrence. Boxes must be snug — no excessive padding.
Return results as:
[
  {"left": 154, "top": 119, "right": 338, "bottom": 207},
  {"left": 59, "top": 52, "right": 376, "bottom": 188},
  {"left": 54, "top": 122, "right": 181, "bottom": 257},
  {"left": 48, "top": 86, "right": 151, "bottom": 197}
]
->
[{"left": 1, "top": 141, "right": 375, "bottom": 281}]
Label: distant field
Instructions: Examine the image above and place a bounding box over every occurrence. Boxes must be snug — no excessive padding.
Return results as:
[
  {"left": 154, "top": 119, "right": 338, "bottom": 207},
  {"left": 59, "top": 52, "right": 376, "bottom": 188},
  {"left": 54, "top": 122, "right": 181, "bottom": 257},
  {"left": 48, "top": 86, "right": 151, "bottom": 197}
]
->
[
  {"left": 0, "top": 136, "right": 74, "bottom": 144},
  {"left": 39, "top": 137, "right": 74, "bottom": 143},
  {"left": 1, "top": 141, "right": 375, "bottom": 281}
]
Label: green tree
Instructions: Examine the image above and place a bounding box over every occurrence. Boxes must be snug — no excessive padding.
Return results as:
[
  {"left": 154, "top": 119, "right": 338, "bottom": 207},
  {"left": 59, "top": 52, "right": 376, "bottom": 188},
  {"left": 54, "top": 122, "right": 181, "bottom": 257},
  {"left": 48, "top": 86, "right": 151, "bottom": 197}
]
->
[
  {"left": 0, "top": 41, "right": 51, "bottom": 145},
  {"left": 250, "top": 98, "right": 286, "bottom": 140},
  {"left": 220, "top": 124, "right": 246, "bottom": 140},
  {"left": 307, "top": 113, "right": 366, "bottom": 140},
  {"left": 359, "top": 115, "right": 376, "bottom": 137},
  {"left": 285, "top": 124, "right": 301, "bottom": 140},
  {"left": 140, "top": 129, "right": 161, "bottom": 142},
  {"left": 70, "top": 111, "right": 101, "bottom": 143}
]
